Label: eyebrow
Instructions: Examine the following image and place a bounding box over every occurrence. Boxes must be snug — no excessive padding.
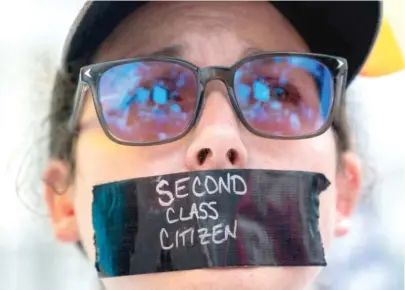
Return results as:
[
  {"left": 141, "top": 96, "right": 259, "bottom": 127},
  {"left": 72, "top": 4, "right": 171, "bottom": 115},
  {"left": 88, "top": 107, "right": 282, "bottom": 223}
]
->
[
  {"left": 142, "top": 45, "right": 268, "bottom": 63},
  {"left": 241, "top": 47, "right": 268, "bottom": 58},
  {"left": 146, "top": 44, "right": 188, "bottom": 58}
]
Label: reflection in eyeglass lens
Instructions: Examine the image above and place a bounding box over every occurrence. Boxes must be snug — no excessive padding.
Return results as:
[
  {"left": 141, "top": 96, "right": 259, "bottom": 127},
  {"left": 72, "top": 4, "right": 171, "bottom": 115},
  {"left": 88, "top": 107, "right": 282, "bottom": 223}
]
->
[
  {"left": 99, "top": 62, "right": 198, "bottom": 143},
  {"left": 97, "top": 56, "right": 333, "bottom": 143},
  {"left": 234, "top": 56, "right": 332, "bottom": 137}
]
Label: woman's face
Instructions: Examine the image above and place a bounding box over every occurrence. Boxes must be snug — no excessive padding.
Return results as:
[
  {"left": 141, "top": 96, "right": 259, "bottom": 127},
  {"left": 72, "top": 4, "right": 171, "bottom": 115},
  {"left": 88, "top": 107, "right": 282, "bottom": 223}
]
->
[{"left": 44, "top": 2, "right": 361, "bottom": 290}]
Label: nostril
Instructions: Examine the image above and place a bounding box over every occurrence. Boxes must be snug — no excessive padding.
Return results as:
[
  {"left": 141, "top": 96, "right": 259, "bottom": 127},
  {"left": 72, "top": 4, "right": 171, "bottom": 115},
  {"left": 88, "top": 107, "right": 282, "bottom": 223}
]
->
[
  {"left": 227, "top": 149, "right": 237, "bottom": 164},
  {"left": 194, "top": 148, "right": 240, "bottom": 167},
  {"left": 197, "top": 148, "right": 212, "bottom": 165}
]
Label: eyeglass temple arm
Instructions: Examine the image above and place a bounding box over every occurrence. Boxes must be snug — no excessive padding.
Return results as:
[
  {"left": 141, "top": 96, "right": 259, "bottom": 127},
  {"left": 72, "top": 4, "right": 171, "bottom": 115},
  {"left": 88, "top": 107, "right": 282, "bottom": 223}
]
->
[{"left": 67, "top": 78, "right": 89, "bottom": 133}]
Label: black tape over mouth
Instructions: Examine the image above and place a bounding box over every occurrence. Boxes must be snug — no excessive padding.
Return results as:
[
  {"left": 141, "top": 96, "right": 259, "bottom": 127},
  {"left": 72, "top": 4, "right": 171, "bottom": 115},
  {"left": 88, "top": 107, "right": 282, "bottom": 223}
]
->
[{"left": 92, "top": 169, "right": 330, "bottom": 278}]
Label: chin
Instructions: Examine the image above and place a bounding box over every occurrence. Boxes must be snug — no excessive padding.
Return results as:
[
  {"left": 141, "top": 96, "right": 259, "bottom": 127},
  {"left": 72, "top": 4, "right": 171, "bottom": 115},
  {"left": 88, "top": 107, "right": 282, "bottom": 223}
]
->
[{"left": 101, "top": 266, "right": 321, "bottom": 290}]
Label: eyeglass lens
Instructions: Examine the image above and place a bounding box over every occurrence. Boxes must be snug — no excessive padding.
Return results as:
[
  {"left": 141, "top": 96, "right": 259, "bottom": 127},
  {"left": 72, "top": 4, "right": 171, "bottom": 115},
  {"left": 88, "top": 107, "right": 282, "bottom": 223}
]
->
[{"left": 96, "top": 55, "right": 333, "bottom": 143}]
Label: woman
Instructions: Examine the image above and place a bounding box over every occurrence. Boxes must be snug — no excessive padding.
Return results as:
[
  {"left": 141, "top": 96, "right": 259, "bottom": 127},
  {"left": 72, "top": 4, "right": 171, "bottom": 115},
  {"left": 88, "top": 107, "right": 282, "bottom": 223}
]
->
[{"left": 42, "top": 1, "right": 381, "bottom": 290}]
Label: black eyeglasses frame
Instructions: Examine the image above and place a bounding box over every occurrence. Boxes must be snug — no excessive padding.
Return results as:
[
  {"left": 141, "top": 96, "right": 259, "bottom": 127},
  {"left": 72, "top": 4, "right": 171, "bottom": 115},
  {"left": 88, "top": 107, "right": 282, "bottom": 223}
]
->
[{"left": 68, "top": 52, "right": 348, "bottom": 146}]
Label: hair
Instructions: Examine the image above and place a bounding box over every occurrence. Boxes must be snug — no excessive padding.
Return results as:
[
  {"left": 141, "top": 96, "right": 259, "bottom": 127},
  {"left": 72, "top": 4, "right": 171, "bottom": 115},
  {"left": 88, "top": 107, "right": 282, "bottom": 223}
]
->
[{"left": 48, "top": 70, "right": 77, "bottom": 173}]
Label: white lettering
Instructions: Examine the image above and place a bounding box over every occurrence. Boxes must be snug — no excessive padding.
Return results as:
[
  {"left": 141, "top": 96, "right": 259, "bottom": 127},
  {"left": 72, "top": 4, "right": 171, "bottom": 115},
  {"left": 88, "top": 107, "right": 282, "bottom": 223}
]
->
[
  {"left": 188, "top": 203, "right": 199, "bottom": 220},
  {"left": 178, "top": 227, "right": 194, "bottom": 247},
  {"left": 175, "top": 177, "right": 190, "bottom": 198},
  {"left": 166, "top": 202, "right": 218, "bottom": 224},
  {"left": 197, "top": 227, "right": 211, "bottom": 245},
  {"left": 217, "top": 174, "right": 231, "bottom": 193},
  {"left": 159, "top": 220, "right": 238, "bottom": 249},
  {"left": 179, "top": 206, "right": 187, "bottom": 221},
  {"left": 156, "top": 179, "right": 174, "bottom": 207},
  {"left": 198, "top": 202, "right": 208, "bottom": 219},
  {"left": 179, "top": 203, "right": 198, "bottom": 222},
  {"left": 192, "top": 177, "right": 205, "bottom": 197},
  {"left": 175, "top": 227, "right": 179, "bottom": 248},
  {"left": 160, "top": 228, "right": 173, "bottom": 250},
  {"left": 159, "top": 174, "right": 247, "bottom": 202},
  {"left": 231, "top": 175, "right": 247, "bottom": 195},
  {"left": 205, "top": 175, "right": 219, "bottom": 194},
  {"left": 157, "top": 174, "right": 244, "bottom": 250},
  {"left": 206, "top": 201, "right": 219, "bottom": 220},
  {"left": 225, "top": 220, "right": 238, "bottom": 239},
  {"left": 165, "top": 207, "right": 178, "bottom": 224},
  {"left": 212, "top": 223, "right": 225, "bottom": 244}
]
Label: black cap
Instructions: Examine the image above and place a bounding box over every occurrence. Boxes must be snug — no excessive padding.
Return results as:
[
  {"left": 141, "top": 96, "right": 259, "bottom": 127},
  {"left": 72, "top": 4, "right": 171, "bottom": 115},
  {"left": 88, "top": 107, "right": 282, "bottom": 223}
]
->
[{"left": 61, "top": 1, "right": 382, "bottom": 85}]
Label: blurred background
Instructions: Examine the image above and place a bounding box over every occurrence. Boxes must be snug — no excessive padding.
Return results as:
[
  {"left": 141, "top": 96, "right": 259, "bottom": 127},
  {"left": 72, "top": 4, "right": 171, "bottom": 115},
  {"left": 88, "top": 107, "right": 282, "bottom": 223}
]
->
[{"left": 0, "top": 0, "right": 403, "bottom": 289}]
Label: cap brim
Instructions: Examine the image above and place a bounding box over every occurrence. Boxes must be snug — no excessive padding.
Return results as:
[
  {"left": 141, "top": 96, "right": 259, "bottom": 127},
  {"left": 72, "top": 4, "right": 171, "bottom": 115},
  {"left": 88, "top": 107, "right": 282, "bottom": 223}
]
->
[{"left": 62, "top": 1, "right": 382, "bottom": 85}]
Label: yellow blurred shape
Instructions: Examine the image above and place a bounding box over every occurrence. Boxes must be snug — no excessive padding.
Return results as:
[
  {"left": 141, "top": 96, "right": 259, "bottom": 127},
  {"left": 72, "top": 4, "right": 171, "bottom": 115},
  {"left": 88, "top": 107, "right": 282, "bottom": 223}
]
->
[{"left": 360, "top": 17, "right": 404, "bottom": 77}]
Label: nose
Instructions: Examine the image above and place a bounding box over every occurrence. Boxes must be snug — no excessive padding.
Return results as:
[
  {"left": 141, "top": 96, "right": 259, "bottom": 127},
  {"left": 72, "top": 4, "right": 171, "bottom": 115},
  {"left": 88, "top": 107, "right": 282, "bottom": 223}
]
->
[{"left": 185, "top": 84, "right": 248, "bottom": 171}]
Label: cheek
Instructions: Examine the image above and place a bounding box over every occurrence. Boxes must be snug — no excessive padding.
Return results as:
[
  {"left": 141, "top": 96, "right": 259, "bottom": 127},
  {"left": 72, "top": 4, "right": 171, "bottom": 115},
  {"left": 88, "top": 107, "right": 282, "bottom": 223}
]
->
[
  {"left": 318, "top": 187, "right": 337, "bottom": 249},
  {"left": 72, "top": 130, "right": 191, "bottom": 261},
  {"left": 102, "top": 267, "right": 320, "bottom": 290},
  {"left": 245, "top": 128, "right": 338, "bottom": 173},
  {"left": 245, "top": 128, "right": 339, "bottom": 248},
  {"left": 74, "top": 130, "right": 190, "bottom": 182}
]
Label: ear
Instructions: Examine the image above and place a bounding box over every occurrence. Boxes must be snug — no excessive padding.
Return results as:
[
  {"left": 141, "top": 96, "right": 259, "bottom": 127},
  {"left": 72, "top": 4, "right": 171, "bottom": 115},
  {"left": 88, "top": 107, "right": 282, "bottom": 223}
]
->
[
  {"left": 43, "top": 160, "right": 79, "bottom": 243},
  {"left": 334, "top": 152, "right": 362, "bottom": 237}
]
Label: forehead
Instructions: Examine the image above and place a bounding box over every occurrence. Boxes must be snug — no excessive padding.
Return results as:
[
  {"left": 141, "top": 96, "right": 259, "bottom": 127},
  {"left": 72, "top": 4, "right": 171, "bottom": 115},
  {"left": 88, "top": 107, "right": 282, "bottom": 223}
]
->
[{"left": 93, "top": 1, "right": 308, "bottom": 63}]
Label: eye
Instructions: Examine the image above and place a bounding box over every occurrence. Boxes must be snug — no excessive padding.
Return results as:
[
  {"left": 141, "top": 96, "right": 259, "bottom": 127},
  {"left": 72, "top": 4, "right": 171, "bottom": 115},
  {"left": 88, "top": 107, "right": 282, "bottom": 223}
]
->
[
  {"left": 272, "top": 87, "right": 288, "bottom": 101},
  {"left": 151, "top": 84, "right": 169, "bottom": 105},
  {"left": 123, "top": 80, "right": 183, "bottom": 107},
  {"left": 257, "top": 78, "right": 300, "bottom": 105}
]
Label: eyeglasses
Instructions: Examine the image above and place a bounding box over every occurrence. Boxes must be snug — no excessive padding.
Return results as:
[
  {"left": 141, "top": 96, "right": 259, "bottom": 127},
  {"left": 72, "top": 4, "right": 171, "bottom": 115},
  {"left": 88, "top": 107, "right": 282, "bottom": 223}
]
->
[{"left": 69, "top": 52, "right": 347, "bottom": 146}]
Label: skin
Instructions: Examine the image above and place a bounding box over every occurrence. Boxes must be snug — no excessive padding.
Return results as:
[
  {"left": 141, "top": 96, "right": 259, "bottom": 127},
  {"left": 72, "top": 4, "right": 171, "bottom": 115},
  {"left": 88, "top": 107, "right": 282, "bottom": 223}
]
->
[{"left": 43, "top": 2, "right": 362, "bottom": 290}]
